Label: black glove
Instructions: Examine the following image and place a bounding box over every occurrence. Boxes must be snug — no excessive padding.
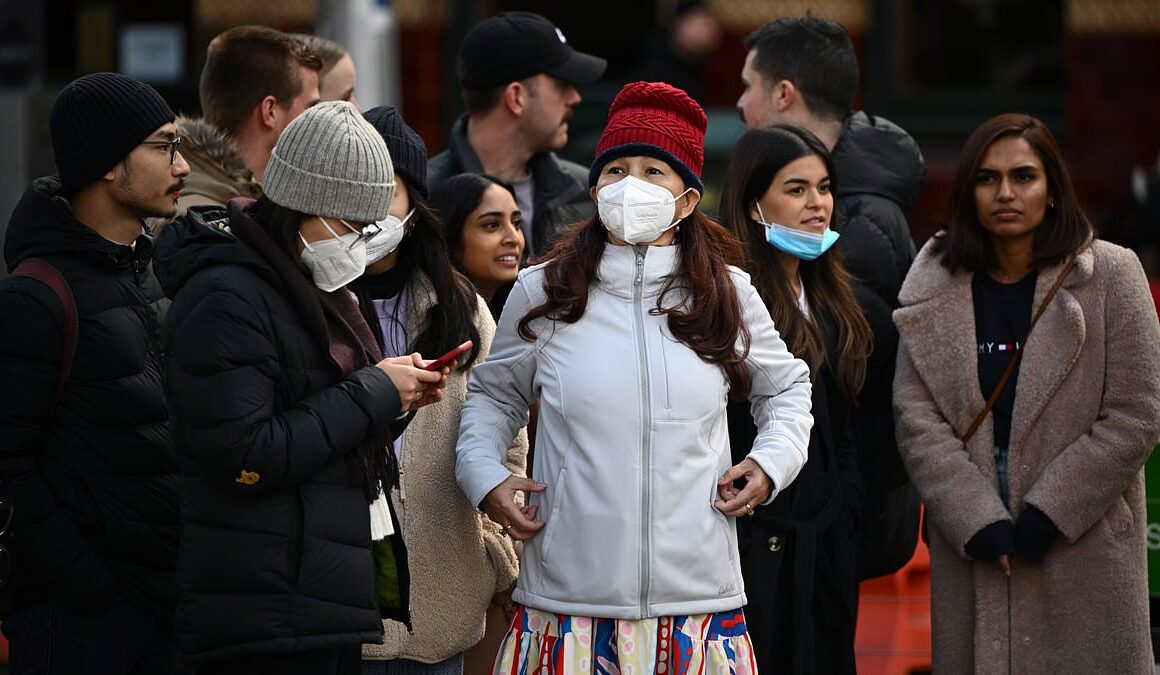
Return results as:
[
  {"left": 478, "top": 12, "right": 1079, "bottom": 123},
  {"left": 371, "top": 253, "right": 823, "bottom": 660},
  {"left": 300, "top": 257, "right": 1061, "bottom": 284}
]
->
[
  {"left": 1013, "top": 504, "right": 1060, "bottom": 562},
  {"left": 964, "top": 520, "right": 1014, "bottom": 562}
]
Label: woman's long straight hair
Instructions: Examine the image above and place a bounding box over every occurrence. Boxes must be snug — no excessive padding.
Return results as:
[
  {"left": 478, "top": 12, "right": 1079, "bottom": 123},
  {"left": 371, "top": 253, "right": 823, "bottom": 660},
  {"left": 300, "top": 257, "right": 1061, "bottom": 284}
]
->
[{"left": 718, "top": 124, "right": 871, "bottom": 401}]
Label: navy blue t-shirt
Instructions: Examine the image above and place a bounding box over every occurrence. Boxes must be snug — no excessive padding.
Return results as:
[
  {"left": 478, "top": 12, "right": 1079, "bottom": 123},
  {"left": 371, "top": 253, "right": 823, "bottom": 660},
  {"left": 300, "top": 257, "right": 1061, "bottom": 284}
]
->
[{"left": 973, "top": 270, "right": 1037, "bottom": 448}]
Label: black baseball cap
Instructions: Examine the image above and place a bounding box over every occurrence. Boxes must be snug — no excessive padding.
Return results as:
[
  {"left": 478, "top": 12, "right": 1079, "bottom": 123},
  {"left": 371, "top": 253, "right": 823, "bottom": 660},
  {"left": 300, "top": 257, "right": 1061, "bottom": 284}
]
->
[{"left": 457, "top": 12, "right": 608, "bottom": 89}]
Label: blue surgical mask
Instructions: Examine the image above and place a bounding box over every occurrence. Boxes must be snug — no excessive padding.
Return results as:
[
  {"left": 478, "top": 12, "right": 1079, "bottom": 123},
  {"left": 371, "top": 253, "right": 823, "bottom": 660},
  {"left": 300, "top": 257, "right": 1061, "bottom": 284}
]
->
[{"left": 755, "top": 203, "right": 839, "bottom": 261}]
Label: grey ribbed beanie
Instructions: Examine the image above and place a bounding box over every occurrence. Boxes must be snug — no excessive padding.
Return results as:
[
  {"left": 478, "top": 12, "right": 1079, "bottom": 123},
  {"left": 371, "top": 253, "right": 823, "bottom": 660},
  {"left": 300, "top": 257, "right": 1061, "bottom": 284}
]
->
[{"left": 263, "top": 101, "right": 395, "bottom": 223}]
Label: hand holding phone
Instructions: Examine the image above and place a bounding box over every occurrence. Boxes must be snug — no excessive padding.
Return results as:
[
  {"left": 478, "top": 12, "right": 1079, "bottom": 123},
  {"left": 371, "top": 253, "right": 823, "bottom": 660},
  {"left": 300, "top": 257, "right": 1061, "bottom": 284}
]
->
[{"left": 424, "top": 340, "right": 473, "bottom": 371}]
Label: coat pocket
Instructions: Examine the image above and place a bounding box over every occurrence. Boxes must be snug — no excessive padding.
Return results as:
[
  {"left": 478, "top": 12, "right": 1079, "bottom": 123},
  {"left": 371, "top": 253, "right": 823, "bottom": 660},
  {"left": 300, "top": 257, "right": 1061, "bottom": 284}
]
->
[
  {"left": 1105, "top": 494, "right": 1135, "bottom": 540},
  {"left": 539, "top": 466, "right": 567, "bottom": 563}
]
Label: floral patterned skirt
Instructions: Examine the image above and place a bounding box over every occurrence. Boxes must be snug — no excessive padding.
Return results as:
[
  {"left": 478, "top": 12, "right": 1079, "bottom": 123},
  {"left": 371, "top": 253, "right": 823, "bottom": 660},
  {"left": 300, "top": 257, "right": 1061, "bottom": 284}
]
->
[{"left": 492, "top": 605, "right": 757, "bottom": 675}]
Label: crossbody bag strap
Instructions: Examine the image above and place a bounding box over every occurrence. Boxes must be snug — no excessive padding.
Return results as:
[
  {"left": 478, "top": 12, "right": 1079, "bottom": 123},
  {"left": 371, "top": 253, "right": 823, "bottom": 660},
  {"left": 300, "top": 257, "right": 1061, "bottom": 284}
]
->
[
  {"left": 11, "top": 258, "right": 78, "bottom": 420},
  {"left": 960, "top": 243, "right": 1089, "bottom": 444}
]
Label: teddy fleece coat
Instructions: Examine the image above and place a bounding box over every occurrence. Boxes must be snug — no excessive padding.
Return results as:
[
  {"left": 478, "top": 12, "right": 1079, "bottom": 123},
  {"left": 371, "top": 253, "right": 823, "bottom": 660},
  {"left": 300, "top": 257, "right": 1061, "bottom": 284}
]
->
[
  {"left": 359, "top": 271, "right": 528, "bottom": 662},
  {"left": 893, "top": 238, "right": 1160, "bottom": 674}
]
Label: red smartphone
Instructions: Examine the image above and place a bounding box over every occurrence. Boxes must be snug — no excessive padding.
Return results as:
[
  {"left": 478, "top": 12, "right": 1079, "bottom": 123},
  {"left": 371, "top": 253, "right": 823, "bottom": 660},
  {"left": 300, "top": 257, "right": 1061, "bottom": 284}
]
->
[{"left": 424, "top": 340, "right": 473, "bottom": 371}]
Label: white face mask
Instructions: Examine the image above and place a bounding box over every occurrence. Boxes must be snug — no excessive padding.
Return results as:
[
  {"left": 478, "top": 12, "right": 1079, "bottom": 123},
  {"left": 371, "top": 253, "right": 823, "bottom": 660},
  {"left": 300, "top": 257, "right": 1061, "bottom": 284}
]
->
[
  {"left": 597, "top": 175, "right": 692, "bottom": 244},
  {"left": 299, "top": 217, "right": 366, "bottom": 292},
  {"left": 365, "top": 208, "right": 415, "bottom": 265}
]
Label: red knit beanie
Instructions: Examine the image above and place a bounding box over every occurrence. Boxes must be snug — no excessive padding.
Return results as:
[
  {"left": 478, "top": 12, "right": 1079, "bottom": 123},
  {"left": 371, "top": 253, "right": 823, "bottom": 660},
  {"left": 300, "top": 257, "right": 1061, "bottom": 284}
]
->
[{"left": 589, "top": 81, "right": 707, "bottom": 191}]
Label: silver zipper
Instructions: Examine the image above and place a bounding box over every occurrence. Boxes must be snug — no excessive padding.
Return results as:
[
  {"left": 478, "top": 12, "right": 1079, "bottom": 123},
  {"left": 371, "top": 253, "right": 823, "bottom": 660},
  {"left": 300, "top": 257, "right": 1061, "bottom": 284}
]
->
[
  {"left": 633, "top": 246, "right": 652, "bottom": 616},
  {"left": 397, "top": 430, "right": 407, "bottom": 505}
]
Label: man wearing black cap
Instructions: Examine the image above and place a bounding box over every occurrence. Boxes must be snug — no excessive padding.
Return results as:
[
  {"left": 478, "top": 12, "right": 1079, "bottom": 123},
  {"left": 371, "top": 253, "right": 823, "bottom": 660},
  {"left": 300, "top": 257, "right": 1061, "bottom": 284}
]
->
[
  {"left": 0, "top": 73, "right": 187, "bottom": 673},
  {"left": 428, "top": 11, "right": 607, "bottom": 256}
]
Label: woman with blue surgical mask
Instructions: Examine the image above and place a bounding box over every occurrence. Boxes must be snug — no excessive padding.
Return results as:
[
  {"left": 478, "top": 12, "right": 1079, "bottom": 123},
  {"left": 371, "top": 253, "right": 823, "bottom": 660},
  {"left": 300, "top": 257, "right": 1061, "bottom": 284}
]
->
[
  {"left": 353, "top": 106, "right": 528, "bottom": 675},
  {"left": 455, "top": 82, "right": 814, "bottom": 675},
  {"left": 717, "top": 124, "right": 890, "bottom": 675}
]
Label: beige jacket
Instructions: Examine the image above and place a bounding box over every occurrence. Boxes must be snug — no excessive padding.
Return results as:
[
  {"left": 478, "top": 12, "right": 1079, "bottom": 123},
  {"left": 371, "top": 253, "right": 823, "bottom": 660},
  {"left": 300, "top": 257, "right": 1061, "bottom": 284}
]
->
[
  {"left": 893, "top": 238, "right": 1160, "bottom": 674},
  {"left": 175, "top": 116, "right": 262, "bottom": 211},
  {"left": 363, "top": 272, "right": 527, "bottom": 662}
]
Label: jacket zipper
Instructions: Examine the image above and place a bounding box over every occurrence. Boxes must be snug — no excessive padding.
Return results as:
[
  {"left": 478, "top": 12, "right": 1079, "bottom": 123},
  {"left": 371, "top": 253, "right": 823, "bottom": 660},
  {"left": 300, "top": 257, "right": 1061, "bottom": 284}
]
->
[
  {"left": 397, "top": 431, "right": 408, "bottom": 504},
  {"left": 633, "top": 246, "right": 652, "bottom": 616}
]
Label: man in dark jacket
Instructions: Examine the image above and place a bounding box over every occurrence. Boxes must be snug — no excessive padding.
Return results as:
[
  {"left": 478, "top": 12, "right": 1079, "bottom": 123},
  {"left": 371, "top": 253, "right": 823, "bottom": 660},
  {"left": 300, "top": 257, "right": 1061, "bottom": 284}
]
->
[
  {"left": 0, "top": 73, "right": 189, "bottom": 673},
  {"left": 737, "top": 16, "right": 924, "bottom": 307},
  {"left": 428, "top": 12, "right": 607, "bottom": 256},
  {"left": 737, "top": 17, "right": 924, "bottom": 584}
]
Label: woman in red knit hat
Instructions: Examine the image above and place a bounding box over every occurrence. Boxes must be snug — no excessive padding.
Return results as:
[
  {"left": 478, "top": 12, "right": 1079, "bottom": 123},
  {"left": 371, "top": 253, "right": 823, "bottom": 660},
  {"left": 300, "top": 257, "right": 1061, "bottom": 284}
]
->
[{"left": 455, "top": 81, "right": 815, "bottom": 673}]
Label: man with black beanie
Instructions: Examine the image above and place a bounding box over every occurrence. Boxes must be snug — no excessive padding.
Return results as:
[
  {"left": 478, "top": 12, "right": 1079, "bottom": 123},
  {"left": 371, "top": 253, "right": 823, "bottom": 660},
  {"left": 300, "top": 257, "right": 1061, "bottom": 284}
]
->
[{"left": 0, "top": 72, "right": 188, "bottom": 673}]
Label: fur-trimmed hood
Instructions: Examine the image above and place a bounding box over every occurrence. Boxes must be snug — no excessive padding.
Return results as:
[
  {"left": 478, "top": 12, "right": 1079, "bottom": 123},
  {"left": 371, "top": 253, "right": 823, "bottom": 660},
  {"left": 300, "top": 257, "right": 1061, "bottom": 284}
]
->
[{"left": 175, "top": 116, "right": 262, "bottom": 209}]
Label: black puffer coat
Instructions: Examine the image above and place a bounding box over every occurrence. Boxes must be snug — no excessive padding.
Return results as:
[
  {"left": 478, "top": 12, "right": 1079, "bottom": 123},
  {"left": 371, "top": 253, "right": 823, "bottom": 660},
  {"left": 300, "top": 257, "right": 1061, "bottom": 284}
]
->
[
  {"left": 832, "top": 111, "right": 925, "bottom": 307},
  {"left": 153, "top": 202, "right": 406, "bottom": 665},
  {"left": 0, "top": 177, "right": 178, "bottom": 617}
]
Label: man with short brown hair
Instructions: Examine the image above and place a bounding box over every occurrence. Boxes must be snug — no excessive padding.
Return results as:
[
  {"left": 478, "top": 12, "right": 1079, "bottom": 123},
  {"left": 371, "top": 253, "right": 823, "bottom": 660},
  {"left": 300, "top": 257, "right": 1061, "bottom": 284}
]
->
[{"left": 177, "top": 25, "right": 322, "bottom": 210}]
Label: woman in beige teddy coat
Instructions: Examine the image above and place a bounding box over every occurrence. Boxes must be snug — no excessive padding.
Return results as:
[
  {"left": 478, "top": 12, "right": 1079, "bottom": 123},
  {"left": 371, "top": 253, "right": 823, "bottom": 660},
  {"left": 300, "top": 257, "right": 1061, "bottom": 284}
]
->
[{"left": 894, "top": 113, "right": 1160, "bottom": 674}]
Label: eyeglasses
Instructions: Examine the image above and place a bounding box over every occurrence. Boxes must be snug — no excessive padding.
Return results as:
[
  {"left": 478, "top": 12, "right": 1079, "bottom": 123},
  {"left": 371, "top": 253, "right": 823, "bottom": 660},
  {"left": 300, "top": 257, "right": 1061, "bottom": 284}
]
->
[
  {"left": 140, "top": 137, "right": 182, "bottom": 165},
  {"left": 350, "top": 222, "right": 381, "bottom": 250}
]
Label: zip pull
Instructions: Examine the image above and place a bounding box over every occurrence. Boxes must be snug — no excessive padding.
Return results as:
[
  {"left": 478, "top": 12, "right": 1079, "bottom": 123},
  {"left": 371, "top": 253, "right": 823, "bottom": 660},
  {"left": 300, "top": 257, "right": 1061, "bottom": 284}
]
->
[
  {"left": 396, "top": 431, "right": 407, "bottom": 502},
  {"left": 634, "top": 247, "right": 646, "bottom": 285}
]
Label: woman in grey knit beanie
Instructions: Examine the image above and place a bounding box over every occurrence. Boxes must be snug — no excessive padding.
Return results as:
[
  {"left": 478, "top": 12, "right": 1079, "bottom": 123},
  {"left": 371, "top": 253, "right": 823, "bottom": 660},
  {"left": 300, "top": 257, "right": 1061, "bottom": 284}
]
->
[{"left": 156, "top": 100, "right": 449, "bottom": 674}]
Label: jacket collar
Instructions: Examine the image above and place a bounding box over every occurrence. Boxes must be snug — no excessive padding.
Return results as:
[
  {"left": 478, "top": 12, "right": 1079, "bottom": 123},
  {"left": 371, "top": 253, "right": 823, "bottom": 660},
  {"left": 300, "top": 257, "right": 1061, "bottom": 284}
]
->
[
  {"left": 5, "top": 177, "right": 153, "bottom": 272},
  {"left": 175, "top": 116, "right": 262, "bottom": 204},
  {"left": 595, "top": 241, "right": 680, "bottom": 301},
  {"left": 894, "top": 236, "right": 1092, "bottom": 450},
  {"left": 447, "top": 115, "right": 579, "bottom": 210}
]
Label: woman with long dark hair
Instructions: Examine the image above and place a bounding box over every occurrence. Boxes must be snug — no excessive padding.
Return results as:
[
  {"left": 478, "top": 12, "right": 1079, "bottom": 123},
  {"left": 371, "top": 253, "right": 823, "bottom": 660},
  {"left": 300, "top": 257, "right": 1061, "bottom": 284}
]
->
[
  {"left": 455, "top": 82, "right": 814, "bottom": 674},
  {"left": 894, "top": 113, "right": 1160, "bottom": 673},
  {"left": 155, "top": 101, "right": 445, "bottom": 674},
  {"left": 429, "top": 173, "right": 526, "bottom": 321},
  {"left": 354, "top": 106, "right": 527, "bottom": 675},
  {"left": 718, "top": 124, "right": 874, "bottom": 675}
]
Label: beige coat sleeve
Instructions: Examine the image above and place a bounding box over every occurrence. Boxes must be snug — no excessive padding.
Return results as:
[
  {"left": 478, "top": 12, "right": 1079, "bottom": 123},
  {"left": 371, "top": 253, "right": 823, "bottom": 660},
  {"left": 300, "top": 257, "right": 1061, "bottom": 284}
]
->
[
  {"left": 1023, "top": 247, "right": 1160, "bottom": 541},
  {"left": 893, "top": 341, "right": 1011, "bottom": 554},
  {"left": 471, "top": 293, "right": 526, "bottom": 593}
]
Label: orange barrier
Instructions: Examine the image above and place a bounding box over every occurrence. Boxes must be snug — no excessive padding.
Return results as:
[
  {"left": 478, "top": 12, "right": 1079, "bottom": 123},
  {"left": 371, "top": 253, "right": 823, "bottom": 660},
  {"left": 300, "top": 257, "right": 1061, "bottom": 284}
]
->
[{"left": 855, "top": 541, "right": 932, "bottom": 675}]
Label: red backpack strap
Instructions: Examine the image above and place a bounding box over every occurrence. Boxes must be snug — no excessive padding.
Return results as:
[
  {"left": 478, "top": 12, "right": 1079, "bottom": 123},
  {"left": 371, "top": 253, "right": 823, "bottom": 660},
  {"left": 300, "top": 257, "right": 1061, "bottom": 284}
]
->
[{"left": 10, "top": 259, "right": 78, "bottom": 419}]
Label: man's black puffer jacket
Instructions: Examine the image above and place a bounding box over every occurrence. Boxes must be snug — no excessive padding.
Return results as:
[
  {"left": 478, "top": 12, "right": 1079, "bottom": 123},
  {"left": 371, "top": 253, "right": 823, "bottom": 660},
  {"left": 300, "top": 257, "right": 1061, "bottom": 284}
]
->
[
  {"left": 0, "top": 176, "right": 178, "bottom": 617},
  {"left": 154, "top": 202, "right": 405, "bottom": 665},
  {"left": 832, "top": 111, "right": 925, "bottom": 307}
]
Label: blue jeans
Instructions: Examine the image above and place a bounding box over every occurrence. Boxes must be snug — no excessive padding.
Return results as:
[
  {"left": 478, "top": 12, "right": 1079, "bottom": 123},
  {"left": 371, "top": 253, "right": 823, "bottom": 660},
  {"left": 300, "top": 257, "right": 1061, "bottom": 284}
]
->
[
  {"left": 1, "top": 596, "right": 183, "bottom": 675},
  {"left": 994, "top": 445, "right": 1010, "bottom": 508}
]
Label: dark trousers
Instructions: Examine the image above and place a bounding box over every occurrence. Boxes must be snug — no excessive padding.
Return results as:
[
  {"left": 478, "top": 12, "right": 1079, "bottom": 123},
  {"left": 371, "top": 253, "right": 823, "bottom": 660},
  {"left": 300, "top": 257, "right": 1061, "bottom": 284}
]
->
[
  {"left": 1, "top": 596, "right": 182, "bottom": 675},
  {"left": 198, "top": 645, "right": 362, "bottom": 675}
]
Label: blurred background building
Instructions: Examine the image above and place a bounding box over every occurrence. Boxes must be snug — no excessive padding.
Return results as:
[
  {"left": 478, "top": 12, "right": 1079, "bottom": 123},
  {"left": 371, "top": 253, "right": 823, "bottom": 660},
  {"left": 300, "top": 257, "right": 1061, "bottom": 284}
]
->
[{"left": 2, "top": 0, "right": 1159, "bottom": 255}]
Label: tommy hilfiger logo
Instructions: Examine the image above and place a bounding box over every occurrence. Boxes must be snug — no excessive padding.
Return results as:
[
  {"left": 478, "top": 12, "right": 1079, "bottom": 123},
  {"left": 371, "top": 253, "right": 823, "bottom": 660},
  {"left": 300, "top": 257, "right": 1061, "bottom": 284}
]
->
[{"left": 978, "top": 341, "right": 1022, "bottom": 354}]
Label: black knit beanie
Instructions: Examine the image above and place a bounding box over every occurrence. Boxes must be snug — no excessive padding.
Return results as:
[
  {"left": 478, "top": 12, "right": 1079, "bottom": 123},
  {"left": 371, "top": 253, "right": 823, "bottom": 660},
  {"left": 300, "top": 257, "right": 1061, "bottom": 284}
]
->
[
  {"left": 362, "top": 105, "right": 429, "bottom": 199},
  {"left": 50, "top": 72, "right": 176, "bottom": 194}
]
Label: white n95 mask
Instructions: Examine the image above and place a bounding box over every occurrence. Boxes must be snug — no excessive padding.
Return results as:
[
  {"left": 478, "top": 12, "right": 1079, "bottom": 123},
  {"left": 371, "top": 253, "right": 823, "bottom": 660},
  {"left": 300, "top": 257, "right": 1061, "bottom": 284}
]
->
[
  {"left": 597, "top": 175, "right": 691, "bottom": 244},
  {"left": 365, "top": 208, "right": 416, "bottom": 264},
  {"left": 299, "top": 217, "right": 366, "bottom": 292}
]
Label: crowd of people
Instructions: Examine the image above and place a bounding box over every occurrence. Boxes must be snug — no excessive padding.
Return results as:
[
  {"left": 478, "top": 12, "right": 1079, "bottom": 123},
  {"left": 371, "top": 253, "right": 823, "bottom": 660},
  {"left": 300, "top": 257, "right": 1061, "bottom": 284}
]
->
[{"left": 0, "top": 9, "right": 1157, "bottom": 675}]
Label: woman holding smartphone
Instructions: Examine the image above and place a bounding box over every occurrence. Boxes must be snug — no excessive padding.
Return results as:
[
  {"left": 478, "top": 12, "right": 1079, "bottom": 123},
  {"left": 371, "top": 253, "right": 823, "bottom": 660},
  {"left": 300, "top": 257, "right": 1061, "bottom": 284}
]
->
[
  {"left": 355, "top": 106, "right": 527, "bottom": 675},
  {"left": 156, "top": 102, "right": 445, "bottom": 674},
  {"left": 455, "top": 82, "right": 813, "bottom": 673}
]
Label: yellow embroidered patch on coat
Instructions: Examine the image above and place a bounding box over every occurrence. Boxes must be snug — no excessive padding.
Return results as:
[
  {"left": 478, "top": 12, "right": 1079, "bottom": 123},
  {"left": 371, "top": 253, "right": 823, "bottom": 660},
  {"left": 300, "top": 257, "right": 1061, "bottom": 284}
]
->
[{"left": 235, "top": 470, "right": 260, "bottom": 485}]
